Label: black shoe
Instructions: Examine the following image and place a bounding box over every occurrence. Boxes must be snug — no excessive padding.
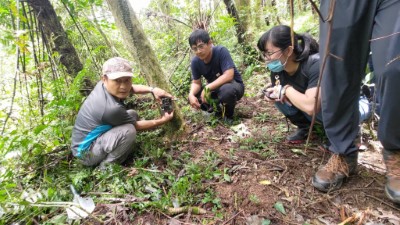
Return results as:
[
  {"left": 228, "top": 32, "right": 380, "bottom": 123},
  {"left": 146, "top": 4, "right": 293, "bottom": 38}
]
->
[
  {"left": 286, "top": 127, "right": 309, "bottom": 144},
  {"left": 312, "top": 152, "right": 358, "bottom": 192}
]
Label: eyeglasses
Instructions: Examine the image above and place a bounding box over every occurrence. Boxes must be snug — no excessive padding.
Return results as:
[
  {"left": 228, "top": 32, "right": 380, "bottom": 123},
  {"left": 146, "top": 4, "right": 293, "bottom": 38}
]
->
[
  {"left": 262, "top": 49, "right": 283, "bottom": 59},
  {"left": 191, "top": 43, "right": 207, "bottom": 52}
]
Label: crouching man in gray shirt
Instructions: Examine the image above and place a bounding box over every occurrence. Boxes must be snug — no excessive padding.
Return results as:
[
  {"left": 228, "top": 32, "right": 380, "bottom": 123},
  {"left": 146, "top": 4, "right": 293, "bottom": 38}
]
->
[{"left": 71, "top": 57, "right": 174, "bottom": 168}]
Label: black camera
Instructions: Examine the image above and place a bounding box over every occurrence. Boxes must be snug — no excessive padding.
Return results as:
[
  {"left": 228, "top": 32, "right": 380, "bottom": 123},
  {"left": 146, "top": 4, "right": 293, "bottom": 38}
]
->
[{"left": 160, "top": 97, "right": 173, "bottom": 113}]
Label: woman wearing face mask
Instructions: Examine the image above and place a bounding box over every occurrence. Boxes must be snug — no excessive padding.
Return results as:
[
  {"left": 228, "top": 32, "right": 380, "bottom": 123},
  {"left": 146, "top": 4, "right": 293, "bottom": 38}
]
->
[
  {"left": 257, "top": 25, "right": 320, "bottom": 144},
  {"left": 257, "top": 25, "right": 371, "bottom": 144}
]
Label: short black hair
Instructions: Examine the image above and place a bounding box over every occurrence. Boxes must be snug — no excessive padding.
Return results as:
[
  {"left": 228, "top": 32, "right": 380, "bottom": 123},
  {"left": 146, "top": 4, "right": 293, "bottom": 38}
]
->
[{"left": 189, "top": 29, "right": 210, "bottom": 46}]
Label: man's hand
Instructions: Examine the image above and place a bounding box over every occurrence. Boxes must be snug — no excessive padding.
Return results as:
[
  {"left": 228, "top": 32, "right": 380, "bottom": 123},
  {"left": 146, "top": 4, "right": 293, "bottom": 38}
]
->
[
  {"left": 161, "top": 111, "right": 174, "bottom": 122},
  {"left": 188, "top": 94, "right": 200, "bottom": 109},
  {"left": 200, "top": 89, "right": 207, "bottom": 104},
  {"left": 152, "top": 87, "right": 173, "bottom": 101}
]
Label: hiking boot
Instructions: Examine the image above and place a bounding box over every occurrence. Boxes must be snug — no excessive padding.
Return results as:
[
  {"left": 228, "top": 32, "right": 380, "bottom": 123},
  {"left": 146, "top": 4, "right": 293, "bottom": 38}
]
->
[
  {"left": 312, "top": 152, "right": 358, "bottom": 192},
  {"left": 286, "top": 127, "right": 309, "bottom": 144},
  {"left": 383, "top": 149, "right": 400, "bottom": 204}
]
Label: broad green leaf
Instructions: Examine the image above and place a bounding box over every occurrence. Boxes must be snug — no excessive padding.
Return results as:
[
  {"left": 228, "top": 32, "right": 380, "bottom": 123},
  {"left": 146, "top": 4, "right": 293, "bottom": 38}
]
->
[
  {"left": 224, "top": 173, "right": 231, "bottom": 182},
  {"left": 5, "top": 183, "right": 16, "bottom": 188},
  {"left": 262, "top": 219, "right": 271, "bottom": 225},
  {"left": 291, "top": 148, "right": 306, "bottom": 156},
  {"left": 34, "top": 124, "right": 48, "bottom": 135},
  {"left": 274, "top": 201, "right": 286, "bottom": 215},
  {"left": 47, "top": 214, "right": 67, "bottom": 224}
]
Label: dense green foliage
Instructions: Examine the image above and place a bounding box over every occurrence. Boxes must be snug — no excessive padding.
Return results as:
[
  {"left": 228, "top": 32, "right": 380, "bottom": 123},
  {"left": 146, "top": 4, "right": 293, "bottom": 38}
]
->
[{"left": 0, "top": 0, "right": 319, "bottom": 223}]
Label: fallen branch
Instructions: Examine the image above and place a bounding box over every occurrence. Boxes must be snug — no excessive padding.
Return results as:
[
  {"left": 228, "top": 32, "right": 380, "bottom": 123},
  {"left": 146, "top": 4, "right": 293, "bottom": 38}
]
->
[
  {"left": 165, "top": 206, "right": 207, "bottom": 215},
  {"left": 250, "top": 156, "right": 285, "bottom": 171},
  {"left": 365, "top": 194, "right": 400, "bottom": 211},
  {"left": 97, "top": 197, "right": 143, "bottom": 203},
  {"left": 338, "top": 209, "right": 370, "bottom": 225},
  {"left": 221, "top": 210, "right": 243, "bottom": 225},
  {"left": 338, "top": 214, "right": 357, "bottom": 225},
  {"left": 277, "top": 165, "right": 288, "bottom": 184}
]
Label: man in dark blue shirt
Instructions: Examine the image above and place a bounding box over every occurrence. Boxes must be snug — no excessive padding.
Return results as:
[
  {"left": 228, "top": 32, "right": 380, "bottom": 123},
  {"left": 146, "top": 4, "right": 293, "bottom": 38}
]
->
[{"left": 187, "top": 29, "right": 244, "bottom": 122}]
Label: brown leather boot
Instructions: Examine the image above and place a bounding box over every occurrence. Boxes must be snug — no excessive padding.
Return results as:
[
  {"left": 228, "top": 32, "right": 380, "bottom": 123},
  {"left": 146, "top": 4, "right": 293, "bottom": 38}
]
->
[
  {"left": 312, "top": 152, "right": 358, "bottom": 192},
  {"left": 383, "top": 149, "right": 400, "bottom": 204}
]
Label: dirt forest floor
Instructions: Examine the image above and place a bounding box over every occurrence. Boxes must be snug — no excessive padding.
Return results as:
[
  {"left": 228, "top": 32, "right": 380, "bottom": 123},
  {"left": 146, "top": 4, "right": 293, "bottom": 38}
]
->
[
  {"left": 87, "top": 75, "right": 399, "bottom": 224},
  {"left": 178, "top": 99, "right": 398, "bottom": 224}
]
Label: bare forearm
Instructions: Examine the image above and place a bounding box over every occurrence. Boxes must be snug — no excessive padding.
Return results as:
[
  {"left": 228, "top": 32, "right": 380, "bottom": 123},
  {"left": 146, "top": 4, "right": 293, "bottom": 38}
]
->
[
  {"left": 286, "top": 87, "right": 320, "bottom": 115},
  {"left": 189, "top": 81, "right": 201, "bottom": 96},
  {"left": 206, "top": 72, "right": 234, "bottom": 90},
  {"left": 132, "top": 84, "right": 152, "bottom": 94},
  {"left": 134, "top": 118, "right": 167, "bottom": 131}
]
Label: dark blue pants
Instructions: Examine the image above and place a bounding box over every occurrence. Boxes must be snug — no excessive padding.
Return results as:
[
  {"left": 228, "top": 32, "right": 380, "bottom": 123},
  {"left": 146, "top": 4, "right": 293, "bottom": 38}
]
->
[
  {"left": 275, "top": 97, "right": 371, "bottom": 125},
  {"left": 320, "top": 0, "right": 400, "bottom": 154},
  {"left": 274, "top": 102, "right": 323, "bottom": 124}
]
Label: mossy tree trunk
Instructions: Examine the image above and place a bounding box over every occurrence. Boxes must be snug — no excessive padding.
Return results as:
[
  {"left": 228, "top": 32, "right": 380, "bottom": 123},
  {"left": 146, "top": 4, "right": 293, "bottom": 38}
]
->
[
  {"left": 105, "top": 0, "right": 183, "bottom": 132},
  {"left": 27, "top": 0, "right": 83, "bottom": 77},
  {"left": 223, "top": 0, "right": 246, "bottom": 44}
]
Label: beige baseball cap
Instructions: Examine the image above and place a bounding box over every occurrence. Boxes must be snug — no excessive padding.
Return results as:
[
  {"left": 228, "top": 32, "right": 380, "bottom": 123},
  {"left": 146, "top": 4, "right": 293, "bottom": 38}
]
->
[{"left": 102, "top": 57, "right": 134, "bottom": 80}]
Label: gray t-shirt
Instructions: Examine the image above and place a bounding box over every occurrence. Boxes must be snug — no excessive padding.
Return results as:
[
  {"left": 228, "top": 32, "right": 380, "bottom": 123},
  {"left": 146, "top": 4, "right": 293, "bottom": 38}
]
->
[{"left": 71, "top": 81, "right": 137, "bottom": 157}]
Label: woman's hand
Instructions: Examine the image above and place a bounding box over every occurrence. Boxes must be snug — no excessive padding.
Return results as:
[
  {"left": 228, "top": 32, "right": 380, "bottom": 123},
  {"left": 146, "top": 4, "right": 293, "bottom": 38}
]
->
[{"left": 262, "top": 83, "right": 276, "bottom": 101}]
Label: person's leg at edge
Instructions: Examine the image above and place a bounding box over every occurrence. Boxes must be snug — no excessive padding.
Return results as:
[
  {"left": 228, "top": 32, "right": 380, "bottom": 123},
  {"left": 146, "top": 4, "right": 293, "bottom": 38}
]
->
[
  {"left": 313, "top": 0, "right": 377, "bottom": 192},
  {"left": 371, "top": 0, "right": 400, "bottom": 204}
]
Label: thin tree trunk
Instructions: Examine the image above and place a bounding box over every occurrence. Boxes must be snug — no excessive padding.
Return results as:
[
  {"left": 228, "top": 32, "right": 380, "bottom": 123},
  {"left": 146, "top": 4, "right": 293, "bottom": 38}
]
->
[
  {"left": 61, "top": 1, "right": 101, "bottom": 71},
  {"left": 2, "top": 4, "right": 20, "bottom": 135},
  {"left": 90, "top": 4, "right": 120, "bottom": 56},
  {"left": 105, "top": 0, "right": 183, "bottom": 132},
  {"left": 27, "top": 0, "right": 83, "bottom": 77},
  {"left": 223, "top": 0, "right": 246, "bottom": 44}
]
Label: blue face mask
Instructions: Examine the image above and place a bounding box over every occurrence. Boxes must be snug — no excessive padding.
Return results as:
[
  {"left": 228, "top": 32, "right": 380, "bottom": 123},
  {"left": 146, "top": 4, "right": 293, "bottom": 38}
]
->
[
  {"left": 266, "top": 50, "right": 290, "bottom": 73},
  {"left": 266, "top": 60, "right": 285, "bottom": 72}
]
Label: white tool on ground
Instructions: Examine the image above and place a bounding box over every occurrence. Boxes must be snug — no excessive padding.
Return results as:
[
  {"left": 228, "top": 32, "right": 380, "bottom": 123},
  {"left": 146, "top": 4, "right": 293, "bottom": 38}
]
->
[{"left": 66, "top": 185, "right": 95, "bottom": 220}]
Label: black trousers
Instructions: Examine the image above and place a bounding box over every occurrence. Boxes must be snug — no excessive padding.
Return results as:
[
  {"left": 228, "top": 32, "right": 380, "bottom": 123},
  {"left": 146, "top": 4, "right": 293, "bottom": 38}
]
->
[
  {"left": 320, "top": 0, "right": 400, "bottom": 154},
  {"left": 196, "top": 80, "right": 244, "bottom": 118}
]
